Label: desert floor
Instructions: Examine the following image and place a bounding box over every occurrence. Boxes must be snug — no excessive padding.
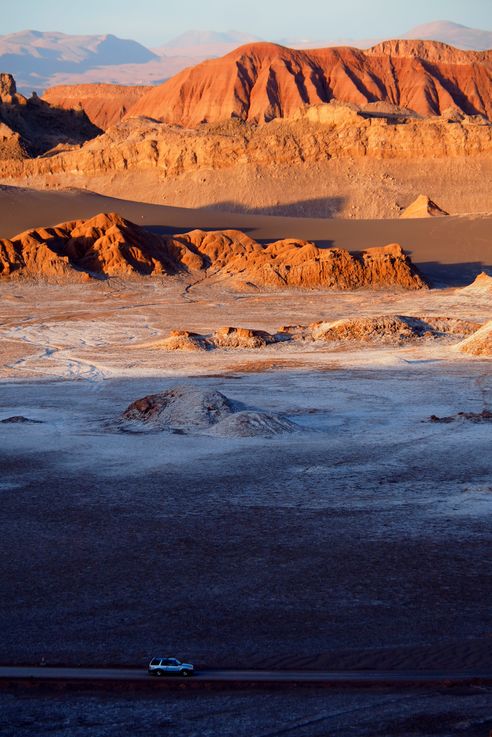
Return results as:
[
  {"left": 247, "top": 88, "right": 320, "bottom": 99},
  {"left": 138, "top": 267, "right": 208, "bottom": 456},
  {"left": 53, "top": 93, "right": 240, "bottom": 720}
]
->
[
  {"left": 1, "top": 686, "right": 491, "bottom": 737},
  {"left": 0, "top": 276, "right": 491, "bottom": 672}
]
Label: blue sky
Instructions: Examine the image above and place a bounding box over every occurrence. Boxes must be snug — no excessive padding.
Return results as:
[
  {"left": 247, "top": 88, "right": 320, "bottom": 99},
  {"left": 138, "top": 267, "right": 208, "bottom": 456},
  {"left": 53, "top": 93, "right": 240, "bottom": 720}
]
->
[{"left": 3, "top": 0, "right": 491, "bottom": 46}]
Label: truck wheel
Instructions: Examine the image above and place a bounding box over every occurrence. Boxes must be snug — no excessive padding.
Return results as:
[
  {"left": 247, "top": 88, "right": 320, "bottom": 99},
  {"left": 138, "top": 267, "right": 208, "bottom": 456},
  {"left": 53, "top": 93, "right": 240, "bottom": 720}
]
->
[
  {"left": 181, "top": 670, "right": 190, "bottom": 676},
  {"left": 155, "top": 670, "right": 163, "bottom": 677}
]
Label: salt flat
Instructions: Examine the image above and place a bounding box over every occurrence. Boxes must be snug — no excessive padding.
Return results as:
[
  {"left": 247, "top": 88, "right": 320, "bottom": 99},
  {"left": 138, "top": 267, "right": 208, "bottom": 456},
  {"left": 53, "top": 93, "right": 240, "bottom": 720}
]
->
[
  {"left": 0, "top": 278, "right": 490, "bottom": 380},
  {"left": 0, "top": 280, "right": 490, "bottom": 673}
]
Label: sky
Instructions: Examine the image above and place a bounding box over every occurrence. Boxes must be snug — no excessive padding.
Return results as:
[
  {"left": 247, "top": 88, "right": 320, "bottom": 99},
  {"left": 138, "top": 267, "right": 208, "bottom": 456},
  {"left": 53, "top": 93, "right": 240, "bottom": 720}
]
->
[{"left": 2, "top": 0, "right": 491, "bottom": 46}]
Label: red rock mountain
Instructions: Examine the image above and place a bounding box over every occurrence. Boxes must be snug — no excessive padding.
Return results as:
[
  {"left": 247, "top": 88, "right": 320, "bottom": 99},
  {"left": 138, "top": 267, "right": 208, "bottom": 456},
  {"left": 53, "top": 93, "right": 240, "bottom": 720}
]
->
[
  {"left": 128, "top": 40, "right": 492, "bottom": 126},
  {"left": 43, "top": 83, "right": 152, "bottom": 129},
  {"left": 0, "top": 212, "right": 426, "bottom": 289}
]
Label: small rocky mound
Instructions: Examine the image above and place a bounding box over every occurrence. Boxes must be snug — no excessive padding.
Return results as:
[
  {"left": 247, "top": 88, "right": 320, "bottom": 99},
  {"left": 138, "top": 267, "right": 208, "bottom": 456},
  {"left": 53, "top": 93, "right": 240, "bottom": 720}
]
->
[
  {"left": 401, "top": 195, "right": 449, "bottom": 218},
  {"left": 418, "top": 316, "right": 481, "bottom": 336},
  {"left": 457, "top": 321, "right": 492, "bottom": 357},
  {"left": 208, "top": 411, "right": 299, "bottom": 438},
  {"left": 439, "top": 106, "right": 466, "bottom": 123},
  {"left": 310, "top": 315, "right": 469, "bottom": 344},
  {"left": 0, "top": 415, "right": 43, "bottom": 424},
  {"left": 461, "top": 272, "right": 492, "bottom": 296},
  {"left": 120, "top": 385, "right": 233, "bottom": 432},
  {"left": 429, "top": 410, "right": 492, "bottom": 423},
  {"left": 160, "top": 330, "right": 211, "bottom": 352},
  {"left": 213, "top": 326, "right": 276, "bottom": 349},
  {"left": 118, "top": 384, "right": 300, "bottom": 437},
  {"left": 158, "top": 327, "right": 278, "bottom": 351}
]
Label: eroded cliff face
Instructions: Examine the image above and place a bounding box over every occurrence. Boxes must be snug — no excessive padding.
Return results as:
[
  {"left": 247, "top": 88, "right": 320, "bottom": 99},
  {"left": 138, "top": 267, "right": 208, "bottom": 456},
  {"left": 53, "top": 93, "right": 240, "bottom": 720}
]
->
[
  {"left": 0, "top": 107, "right": 490, "bottom": 181},
  {"left": 0, "top": 73, "right": 101, "bottom": 158},
  {"left": 42, "top": 83, "right": 152, "bottom": 129},
  {"left": 127, "top": 40, "right": 492, "bottom": 126},
  {"left": 0, "top": 106, "right": 489, "bottom": 218},
  {"left": 0, "top": 211, "right": 426, "bottom": 289}
]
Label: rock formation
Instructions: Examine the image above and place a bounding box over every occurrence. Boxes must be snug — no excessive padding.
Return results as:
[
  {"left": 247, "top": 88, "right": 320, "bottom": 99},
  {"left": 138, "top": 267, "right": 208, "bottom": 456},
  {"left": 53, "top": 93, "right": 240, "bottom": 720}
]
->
[
  {"left": 0, "top": 415, "right": 43, "bottom": 423},
  {"left": 212, "top": 327, "right": 276, "bottom": 349},
  {"left": 159, "top": 330, "right": 211, "bottom": 352},
  {"left": 457, "top": 321, "right": 492, "bottom": 356},
  {"left": 0, "top": 109, "right": 489, "bottom": 212},
  {"left": 156, "top": 316, "right": 478, "bottom": 352},
  {"left": 128, "top": 41, "right": 492, "bottom": 126},
  {"left": 311, "top": 315, "right": 479, "bottom": 344},
  {"left": 0, "top": 212, "right": 427, "bottom": 290},
  {"left": 461, "top": 272, "right": 492, "bottom": 295},
  {"left": 43, "top": 84, "right": 152, "bottom": 129},
  {"left": 120, "top": 386, "right": 234, "bottom": 432},
  {"left": 0, "top": 73, "right": 20, "bottom": 104},
  {"left": 118, "top": 384, "right": 299, "bottom": 437},
  {"left": 401, "top": 195, "right": 449, "bottom": 218},
  {"left": 0, "top": 121, "right": 26, "bottom": 160},
  {"left": 429, "top": 410, "right": 492, "bottom": 423},
  {"left": 0, "top": 213, "right": 184, "bottom": 279},
  {"left": 0, "top": 73, "right": 101, "bottom": 158},
  {"left": 0, "top": 47, "right": 490, "bottom": 219}
]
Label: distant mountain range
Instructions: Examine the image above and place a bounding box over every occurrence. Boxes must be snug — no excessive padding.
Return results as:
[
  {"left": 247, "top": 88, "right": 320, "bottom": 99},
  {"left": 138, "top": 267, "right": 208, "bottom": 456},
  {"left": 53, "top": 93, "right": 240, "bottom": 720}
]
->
[
  {"left": 153, "top": 30, "right": 262, "bottom": 57},
  {"left": 402, "top": 20, "right": 492, "bottom": 50},
  {"left": 281, "top": 21, "right": 492, "bottom": 51},
  {"left": 1, "top": 21, "right": 490, "bottom": 94},
  {"left": 0, "top": 31, "right": 162, "bottom": 91}
]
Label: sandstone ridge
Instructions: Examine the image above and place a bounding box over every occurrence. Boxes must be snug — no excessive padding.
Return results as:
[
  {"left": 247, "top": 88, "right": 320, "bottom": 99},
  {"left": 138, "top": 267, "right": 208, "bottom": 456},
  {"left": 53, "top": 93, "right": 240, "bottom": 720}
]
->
[
  {"left": 1, "top": 109, "right": 489, "bottom": 195},
  {"left": 0, "top": 212, "right": 427, "bottom": 290}
]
